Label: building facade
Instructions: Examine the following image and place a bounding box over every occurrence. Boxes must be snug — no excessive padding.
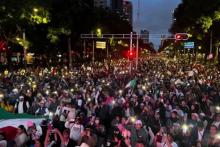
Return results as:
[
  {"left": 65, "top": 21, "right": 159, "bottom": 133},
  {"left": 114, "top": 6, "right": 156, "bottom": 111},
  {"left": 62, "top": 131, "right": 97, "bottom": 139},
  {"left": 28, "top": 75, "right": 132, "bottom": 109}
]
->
[
  {"left": 94, "top": 0, "right": 110, "bottom": 9},
  {"left": 140, "top": 30, "right": 150, "bottom": 44},
  {"left": 123, "top": 0, "right": 132, "bottom": 25}
]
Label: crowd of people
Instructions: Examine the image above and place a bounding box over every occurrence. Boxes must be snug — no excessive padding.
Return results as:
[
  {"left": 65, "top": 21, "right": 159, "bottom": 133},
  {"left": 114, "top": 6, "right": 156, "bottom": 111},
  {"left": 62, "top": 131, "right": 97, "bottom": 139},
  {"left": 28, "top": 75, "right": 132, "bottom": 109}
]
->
[{"left": 0, "top": 58, "right": 220, "bottom": 147}]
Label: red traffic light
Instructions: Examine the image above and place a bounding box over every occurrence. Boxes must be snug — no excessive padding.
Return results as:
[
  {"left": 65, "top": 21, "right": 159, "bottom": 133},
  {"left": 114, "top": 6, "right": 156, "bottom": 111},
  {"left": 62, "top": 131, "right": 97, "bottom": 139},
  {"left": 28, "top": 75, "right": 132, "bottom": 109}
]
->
[
  {"left": 175, "top": 33, "right": 189, "bottom": 40},
  {"left": 127, "top": 50, "right": 135, "bottom": 59}
]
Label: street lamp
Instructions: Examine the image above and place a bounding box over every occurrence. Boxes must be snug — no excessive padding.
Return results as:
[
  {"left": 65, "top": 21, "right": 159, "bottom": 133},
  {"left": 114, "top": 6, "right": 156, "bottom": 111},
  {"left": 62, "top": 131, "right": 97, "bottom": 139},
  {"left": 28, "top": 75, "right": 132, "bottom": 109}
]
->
[
  {"left": 96, "top": 28, "right": 102, "bottom": 38},
  {"left": 16, "top": 37, "right": 20, "bottom": 41},
  {"left": 33, "top": 8, "right": 39, "bottom": 13}
]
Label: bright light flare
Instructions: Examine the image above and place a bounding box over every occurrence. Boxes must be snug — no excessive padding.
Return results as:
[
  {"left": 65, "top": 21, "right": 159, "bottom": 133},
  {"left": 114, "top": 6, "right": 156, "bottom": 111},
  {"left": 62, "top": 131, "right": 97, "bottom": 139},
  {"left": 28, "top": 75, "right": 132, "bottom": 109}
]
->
[{"left": 182, "top": 124, "right": 189, "bottom": 133}]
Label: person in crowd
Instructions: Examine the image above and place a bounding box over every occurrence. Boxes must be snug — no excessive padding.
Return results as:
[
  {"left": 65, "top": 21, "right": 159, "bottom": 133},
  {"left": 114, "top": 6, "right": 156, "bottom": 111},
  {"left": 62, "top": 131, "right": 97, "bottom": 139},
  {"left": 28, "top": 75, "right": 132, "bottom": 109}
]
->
[
  {"left": 0, "top": 132, "right": 7, "bottom": 147},
  {"left": 162, "top": 133, "right": 178, "bottom": 147},
  {"left": 14, "top": 95, "right": 30, "bottom": 114},
  {"left": 64, "top": 117, "right": 84, "bottom": 142},
  {"left": 89, "top": 117, "right": 106, "bottom": 147},
  {"left": 26, "top": 121, "right": 43, "bottom": 145},
  {"left": 35, "top": 100, "right": 49, "bottom": 116},
  {"left": 78, "top": 127, "right": 97, "bottom": 147},
  {"left": 189, "top": 121, "right": 207, "bottom": 146},
  {"left": 212, "top": 113, "right": 220, "bottom": 129},
  {"left": 14, "top": 125, "right": 29, "bottom": 147},
  {"left": 202, "top": 125, "right": 220, "bottom": 147},
  {"left": 126, "top": 120, "right": 149, "bottom": 146}
]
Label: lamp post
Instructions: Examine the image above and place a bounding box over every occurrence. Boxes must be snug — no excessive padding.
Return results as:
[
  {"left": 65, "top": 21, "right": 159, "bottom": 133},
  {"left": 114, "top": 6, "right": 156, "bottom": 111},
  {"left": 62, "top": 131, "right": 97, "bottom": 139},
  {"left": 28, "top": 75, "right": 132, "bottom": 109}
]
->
[{"left": 22, "top": 30, "right": 27, "bottom": 65}]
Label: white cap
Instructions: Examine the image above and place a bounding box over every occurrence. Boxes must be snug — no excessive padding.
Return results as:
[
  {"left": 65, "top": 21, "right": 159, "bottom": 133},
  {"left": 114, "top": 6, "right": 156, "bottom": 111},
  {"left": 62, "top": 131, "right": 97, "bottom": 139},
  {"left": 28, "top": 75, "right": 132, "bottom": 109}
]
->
[
  {"left": 135, "top": 120, "right": 142, "bottom": 125},
  {"left": 19, "top": 96, "right": 24, "bottom": 99}
]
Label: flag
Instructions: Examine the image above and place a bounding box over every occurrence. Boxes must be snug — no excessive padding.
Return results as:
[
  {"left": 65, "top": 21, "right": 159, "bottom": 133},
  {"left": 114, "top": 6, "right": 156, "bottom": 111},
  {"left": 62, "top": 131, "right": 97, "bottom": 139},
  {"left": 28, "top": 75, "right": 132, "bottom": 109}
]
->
[
  {"left": 125, "top": 79, "right": 137, "bottom": 89},
  {"left": 0, "top": 108, "right": 45, "bottom": 128},
  {"left": 61, "top": 77, "right": 69, "bottom": 88}
]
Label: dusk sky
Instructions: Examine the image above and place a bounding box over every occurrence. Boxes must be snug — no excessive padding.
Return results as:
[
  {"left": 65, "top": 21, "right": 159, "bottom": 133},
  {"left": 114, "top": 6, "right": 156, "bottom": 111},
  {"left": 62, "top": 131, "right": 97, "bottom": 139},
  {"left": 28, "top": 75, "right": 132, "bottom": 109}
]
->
[{"left": 131, "top": 0, "right": 181, "bottom": 48}]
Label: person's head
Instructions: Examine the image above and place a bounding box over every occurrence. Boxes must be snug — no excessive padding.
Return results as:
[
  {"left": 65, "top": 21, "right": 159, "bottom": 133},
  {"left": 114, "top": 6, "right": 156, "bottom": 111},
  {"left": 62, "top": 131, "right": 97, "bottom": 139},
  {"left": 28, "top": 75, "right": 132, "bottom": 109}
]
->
[
  {"left": 121, "top": 117, "right": 127, "bottom": 124},
  {"left": 39, "top": 100, "right": 45, "bottom": 107},
  {"left": 19, "top": 96, "right": 24, "bottom": 101},
  {"left": 135, "top": 120, "right": 142, "bottom": 130},
  {"left": 27, "top": 120, "right": 35, "bottom": 129},
  {"left": 95, "top": 117, "right": 100, "bottom": 124},
  {"left": 155, "top": 112, "right": 160, "bottom": 119},
  {"left": 181, "top": 100, "right": 186, "bottom": 106},
  {"left": 75, "top": 117, "right": 81, "bottom": 124},
  {"left": 17, "top": 125, "right": 26, "bottom": 135},
  {"left": 115, "top": 116, "right": 120, "bottom": 121},
  {"left": 215, "top": 114, "right": 220, "bottom": 122},
  {"left": 34, "top": 140, "right": 41, "bottom": 147},
  {"left": 171, "top": 111, "right": 178, "bottom": 118},
  {"left": 135, "top": 142, "right": 145, "bottom": 147},
  {"left": 167, "top": 133, "right": 174, "bottom": 143},
  {"left": 84, "top": 128, "right": 92, "bottom": 136},
  {"left": 191, "top": 113, "right": 199, "bottom": 121},
  {"left": 63, "top": 129, "right": 70, "bottom": 139},
  {"left": 210, "top": 125, "right": 218, "bottom": 136}
]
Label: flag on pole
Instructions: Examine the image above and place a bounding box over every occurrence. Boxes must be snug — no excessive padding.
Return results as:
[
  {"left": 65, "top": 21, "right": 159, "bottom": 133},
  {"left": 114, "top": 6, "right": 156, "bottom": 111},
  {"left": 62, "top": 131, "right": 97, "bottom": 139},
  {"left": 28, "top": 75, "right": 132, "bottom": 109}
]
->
[{"left": 125, "top": 79, "right": 137, "bottom": 89}]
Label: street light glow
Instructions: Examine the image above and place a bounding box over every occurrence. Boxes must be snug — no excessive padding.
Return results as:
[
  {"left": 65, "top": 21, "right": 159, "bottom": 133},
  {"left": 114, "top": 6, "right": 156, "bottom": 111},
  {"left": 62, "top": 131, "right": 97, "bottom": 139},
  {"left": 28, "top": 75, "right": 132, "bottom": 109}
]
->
[
  {"left": 97, "top": 28, "right": 101, "bottom": 33},
  {"left": 33, "top": 8, "right": 39, "bottom": 12}
]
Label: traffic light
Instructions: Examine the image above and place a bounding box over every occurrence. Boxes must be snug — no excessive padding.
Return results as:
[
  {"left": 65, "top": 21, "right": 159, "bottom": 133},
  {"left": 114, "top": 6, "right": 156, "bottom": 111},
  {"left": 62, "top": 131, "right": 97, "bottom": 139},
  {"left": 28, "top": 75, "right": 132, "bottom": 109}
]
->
[
  {"left": 175, "top": 33, "right": 189, "bottom": 40},
  {"left": 127, "top": 50, "right": 135, "bottom": 60}
]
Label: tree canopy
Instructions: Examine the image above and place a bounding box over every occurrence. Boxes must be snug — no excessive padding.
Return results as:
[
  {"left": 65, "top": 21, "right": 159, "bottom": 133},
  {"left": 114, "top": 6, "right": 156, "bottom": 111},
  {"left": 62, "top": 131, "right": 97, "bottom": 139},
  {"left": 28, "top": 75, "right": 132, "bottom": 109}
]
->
[
  {"left": 0, "top": 0, "right": 132, "bottom": 56},
  {"left": 169, "top": 0, "right": 220, "bottom": 64}
]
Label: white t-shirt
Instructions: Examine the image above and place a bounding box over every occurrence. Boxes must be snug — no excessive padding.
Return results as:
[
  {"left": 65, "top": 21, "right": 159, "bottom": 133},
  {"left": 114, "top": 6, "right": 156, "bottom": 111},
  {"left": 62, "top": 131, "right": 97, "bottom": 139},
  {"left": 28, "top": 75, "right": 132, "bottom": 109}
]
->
[
  {"left": 65, "top": 122, "right": 84, "bottom": 141},
  {"left": 163, "top": 142, "right": 178, "bottom": 147},
  {"left": 198, "top": 129, "right": 204, "bottom": 141},
  {"left": 18, "top": 101, "right": 24, "bottom": 113}
]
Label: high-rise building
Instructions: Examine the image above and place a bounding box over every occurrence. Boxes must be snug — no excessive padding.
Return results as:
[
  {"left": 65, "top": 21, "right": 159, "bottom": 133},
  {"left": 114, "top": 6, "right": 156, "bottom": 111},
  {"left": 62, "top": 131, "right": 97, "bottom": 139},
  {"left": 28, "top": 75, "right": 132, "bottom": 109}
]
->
[
  {"left": 94, "top": 0, "right": 133, "bottom": 25},
  {"left": 94, "top": 0, "right": 109, "bottom": 9},
  {"left": 140, "top": 30, "right": 150, "bottom": 44},
  {"left": 123, "top": 0, "right": 132, "bottom": 25},
  {"left": 111, "top": 0, "right": 123, "bottom": 13}
]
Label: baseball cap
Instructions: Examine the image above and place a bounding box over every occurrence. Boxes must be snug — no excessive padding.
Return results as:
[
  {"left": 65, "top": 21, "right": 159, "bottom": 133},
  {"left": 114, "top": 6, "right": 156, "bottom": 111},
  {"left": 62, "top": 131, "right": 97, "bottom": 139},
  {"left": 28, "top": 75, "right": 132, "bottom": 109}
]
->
[{"left": 135, "top": 120, "right": 142, "bottom": 125}]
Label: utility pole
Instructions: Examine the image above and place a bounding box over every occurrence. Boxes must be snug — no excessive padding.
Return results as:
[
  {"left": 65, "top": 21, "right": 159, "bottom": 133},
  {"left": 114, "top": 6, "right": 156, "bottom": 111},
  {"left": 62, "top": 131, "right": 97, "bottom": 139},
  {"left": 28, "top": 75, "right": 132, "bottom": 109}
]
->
[
  {"left": 22, "top": 30, "right": 27, "bottom": 65},
  {"left": 92, "top": 40, "right": 95, "bottom": 64},
  {"left": 68, "top": 37, "right": 72, "bottom": 68},
  {"left": 129, "top": 32, "right": 133, "bottom": 73},
  {"left": 136, "top": 34, "right": 139, "bottom": 70},
  {"left": 136, "top": 0, "right": 140, "bottom": 70},
  {"left": 210, "top": 30, "right": 213, "bottom": 54}
]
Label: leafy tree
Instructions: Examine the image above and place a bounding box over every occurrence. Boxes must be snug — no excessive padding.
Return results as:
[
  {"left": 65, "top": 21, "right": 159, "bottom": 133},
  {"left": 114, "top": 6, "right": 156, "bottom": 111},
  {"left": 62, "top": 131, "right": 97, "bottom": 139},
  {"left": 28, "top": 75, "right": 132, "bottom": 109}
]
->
[{"left": 170, "top": 0, "right": 220, "bottom": 66}]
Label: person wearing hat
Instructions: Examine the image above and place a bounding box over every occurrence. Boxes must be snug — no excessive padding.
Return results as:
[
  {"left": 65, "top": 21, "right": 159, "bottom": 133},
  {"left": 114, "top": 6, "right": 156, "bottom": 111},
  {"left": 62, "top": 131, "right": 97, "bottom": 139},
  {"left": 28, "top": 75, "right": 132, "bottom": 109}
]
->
[
  {"left": 126, "top": 120, "right": 148, "bottom": 147},
  {"left": 25, "top": 120, "right": 43, "bottom": 147},
  {"left": 14, "top": 95, "right": 30, "bottom": 114}
]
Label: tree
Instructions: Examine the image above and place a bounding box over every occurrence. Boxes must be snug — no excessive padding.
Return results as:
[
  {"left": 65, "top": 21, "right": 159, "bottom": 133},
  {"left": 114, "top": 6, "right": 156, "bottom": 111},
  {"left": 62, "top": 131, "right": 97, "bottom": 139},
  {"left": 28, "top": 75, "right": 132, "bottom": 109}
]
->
[
  {"left": 170, "top": 0, "right": 220, "bottom": 66},
  {"left": 0, "top": 0, "right": 132, "bottom": 64}
]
